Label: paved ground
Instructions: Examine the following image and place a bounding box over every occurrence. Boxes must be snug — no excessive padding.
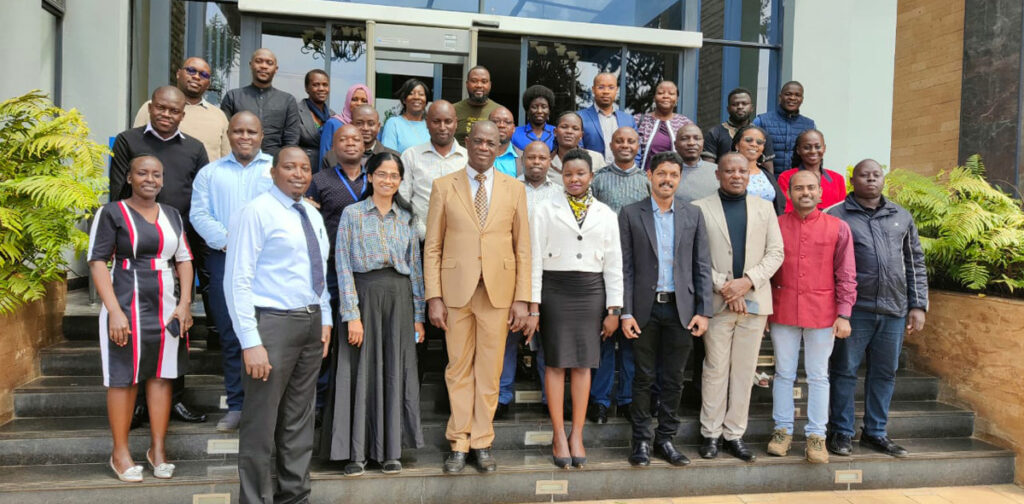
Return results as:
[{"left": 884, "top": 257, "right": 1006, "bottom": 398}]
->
[{"left": 531, "top": 484, "right": 1024, "bottom": 504}]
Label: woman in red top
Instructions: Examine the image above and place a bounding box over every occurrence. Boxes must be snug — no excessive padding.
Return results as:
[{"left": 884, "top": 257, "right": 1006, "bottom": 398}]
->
[{"left": 777, "top": 129, "right": 847, "bottom": 213}]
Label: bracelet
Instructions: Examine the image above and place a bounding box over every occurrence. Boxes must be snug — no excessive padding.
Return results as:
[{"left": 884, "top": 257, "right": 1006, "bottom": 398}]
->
[{"left": 528, "top": 312, "right": 540, "bottom": 317}]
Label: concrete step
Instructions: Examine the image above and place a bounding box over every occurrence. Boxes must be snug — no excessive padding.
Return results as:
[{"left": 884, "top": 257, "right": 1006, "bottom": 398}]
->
[
  {"left": 0, "top": 400, "right": 975, "bottom": 466},
  {"left": 0, "top": 438, "right": 1013, "bottom": 504},
  {"left": 63, "top": 314, "right": 210, "bottom": 341},
  {"left": 13, "top": 375, "right": 227, "bottom": 418},
  {"left": 39, "top": 341, "right": 224, "bottom": 376}
]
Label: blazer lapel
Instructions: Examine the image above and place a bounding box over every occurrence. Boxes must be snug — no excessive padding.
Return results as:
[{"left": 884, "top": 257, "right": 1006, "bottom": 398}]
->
[
  {"left": 639, "top": 203, "right": 658, "bottom": 257},
  {"left": 451, "top": 170, "right": 479, "bottom": 230},
  {"left": 483, "top": 174, "right": 507, "bottom": 230},
  {"left": 673, "top": 201, "right": 687, "bottom": 254},
  {"left": 552, "top": 195, "right": 580, "bottom": 232},
  {"left": 704, "top": 196, "right": 732, "bottom": 247}
]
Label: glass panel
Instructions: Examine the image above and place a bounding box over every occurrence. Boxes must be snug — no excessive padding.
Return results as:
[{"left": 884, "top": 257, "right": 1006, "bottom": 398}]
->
[
  {"left": 327, "top": 24, "right": 368, "bottom": 113},
  {"left": 329, "top": 0, "right": 478, "bottom": 14},
  {"left": 696, "top": 44, "right": 773, "bottom": 130},
  {"left": 623, "top": 49, "right": 679, "bottom": 116},
  {"left": 374, "top": 60, "right": 434, "bottom": 123},
  {"left": 260, "top": 21, "right": 327, "bottom": 105},
  {"left": 483, "top": 0, "right": 682, "bottom": 29},
  {"left": 701, "top": 0, "right": 774, "bottom": 43},
  {"left": 525, "top": 40, "right": 622, "bottom": 119},
  {"left": 201, "top": 2, "right": 241, "bottom": 105}
]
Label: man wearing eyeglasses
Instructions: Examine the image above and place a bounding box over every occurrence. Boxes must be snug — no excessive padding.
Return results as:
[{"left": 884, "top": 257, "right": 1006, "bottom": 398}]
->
[
  {"left": 488, "top": 106, "right": 522, "bottom": 178},
  {"left": 134, "top": 57, "right": 230, "bottom": 162},
  {"left": 580, "top": 72, "right": 636, "bottom": 165}
]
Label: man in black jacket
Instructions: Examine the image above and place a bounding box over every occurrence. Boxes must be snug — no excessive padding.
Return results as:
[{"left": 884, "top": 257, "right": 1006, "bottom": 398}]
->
[
  {"left": 826, "top": 159, "right": 928, "bottom": 458},
  {"left": 619, "top": 151, "right": 713, "bottom": 467}
]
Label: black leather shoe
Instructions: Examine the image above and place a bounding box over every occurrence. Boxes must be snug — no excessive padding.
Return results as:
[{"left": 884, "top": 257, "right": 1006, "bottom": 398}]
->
[
  {"left": 616, "top": 403, "right": 632, "bottom": 419},
  {"left": 628, "top": 441, "right": 651, "bottom": 466},
  {"left": 827, "top": 432, "right": 853, "bottom": 456},
  {"left": 130, "top": 404, "right": 148, "bottom": 430},
  {"left": 443, "top": 451, "right": 467, "bottom": 473},
  {"left": 698, "top": 436, "right": 720, "bottom": 459},
  {"left": 471, "top": 448, "right": 497, "bottom": 472},
  {"left": 170, "top": 402, "right": 207, "bottom": 423},
  {"left": 655, "top": 440, "right": 690, "bottom": 466},
  {"left": 588, "top": 403, "right": 608, "bottom": 424},
  {"left": 860, "top": 433, "right": 908, "bottom": 458},
  {"left": 723, "top": 438, "right": 756, "bottom": 462},
  {"left": 494, "top": 402, "right": 510, "bottom": 420}
]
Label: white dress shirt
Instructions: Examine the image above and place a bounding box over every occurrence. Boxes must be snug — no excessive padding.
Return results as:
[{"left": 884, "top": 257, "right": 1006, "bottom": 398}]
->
[
  {"left": 517, "top": 176, "right": 561, "bottom": 220},
  {"left": 399, "top": 141, "right": 468, "bottom": 240}
]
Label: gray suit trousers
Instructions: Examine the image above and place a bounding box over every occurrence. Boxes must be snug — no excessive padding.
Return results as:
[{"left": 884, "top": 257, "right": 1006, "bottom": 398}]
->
[{"left": 239, "top": 307, "right": 323, "bottom": 504}]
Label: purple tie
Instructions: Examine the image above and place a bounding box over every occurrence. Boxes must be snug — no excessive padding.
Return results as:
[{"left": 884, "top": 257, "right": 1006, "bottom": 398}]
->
[{"left": 292, "top": 203, "right": 325, "bottom": 297}]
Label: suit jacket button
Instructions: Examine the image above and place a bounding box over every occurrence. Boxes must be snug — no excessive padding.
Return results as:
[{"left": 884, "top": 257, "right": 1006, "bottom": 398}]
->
[
  {"left": 577, "top": 235, "right": 583, "bottom": 240},
  {"left": 548, "top": 252, "right": 552, "bottom": 257},
  {"left": 576, "top": 253, "right": 582, "bottom": 259}
]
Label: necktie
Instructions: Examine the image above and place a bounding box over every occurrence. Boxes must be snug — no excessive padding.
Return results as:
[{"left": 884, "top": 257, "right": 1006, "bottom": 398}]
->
[
  {"left": 292, "top": 203, "right": 325, "bottom": 297},
  {"left": 474, "top": 173, "right": 488, "bottom": 228}
]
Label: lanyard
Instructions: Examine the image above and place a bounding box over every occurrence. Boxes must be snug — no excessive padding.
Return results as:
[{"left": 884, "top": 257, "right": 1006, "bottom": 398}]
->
[{"left": 335, "top": 166, "right": 367, "bottom": 201}]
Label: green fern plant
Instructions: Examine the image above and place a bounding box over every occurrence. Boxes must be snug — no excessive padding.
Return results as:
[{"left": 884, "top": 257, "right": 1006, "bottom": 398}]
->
[
  {"left": 0, "top": 91, "right": 108, "bottom": 313},
  {"left": 884, "top": 155, "right": 1024, "bottom": 295}
]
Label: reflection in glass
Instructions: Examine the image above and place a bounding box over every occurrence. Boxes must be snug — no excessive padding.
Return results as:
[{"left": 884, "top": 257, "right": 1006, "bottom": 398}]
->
[
  {"left": 526, "top": 40, "right": 621, "bottom": 118},
  {"left": 330, "top": 0, "right": 478, "bottom": 13},
  {"left": 484, "top": 0, "right": 682, "bottom": 29},
  {"left": 700, "top": 0, "right": 774, "bottom": 43},
  {"left": 696, "top": 44, "right": 773, "bottom": 129},
  {"left": 623, "top": 49, "right": 679, "bottom": 115},
  {"left": 202, "top": 3, "right": 241, "bottom": 104},
  {"left": 260, "top": 22, "right": 327, "bottom": 106},
  {"left": 328, "top": 24, "right": 368, "bottom": 113}
]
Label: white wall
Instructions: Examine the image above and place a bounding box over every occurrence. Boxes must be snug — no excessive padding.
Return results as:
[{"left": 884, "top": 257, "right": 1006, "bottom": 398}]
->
[
  {"left": 0, "top": 1, "right": 59, "bottom": 101},
  {"left": 782, "top": 0, "right": 897, "bottom": 173}
]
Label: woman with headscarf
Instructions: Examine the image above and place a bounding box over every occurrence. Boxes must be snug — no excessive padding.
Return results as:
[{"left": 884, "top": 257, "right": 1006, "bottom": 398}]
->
[{"left": 320, "top": 84, "right": 374, "bottom": 164}]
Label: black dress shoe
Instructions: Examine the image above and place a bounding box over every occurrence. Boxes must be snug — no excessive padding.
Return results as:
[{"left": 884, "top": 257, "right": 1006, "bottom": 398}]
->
[
  {"left": 130, "top": 404, "right": 148, "bottom": 430},
  {"left": 170, "top": 402, "right": 207, "bottom": 423},
  {"left": 616, "top": 403, "right": 632, "bottom": 419},
  {"left": 698, "top": 436, "right": 720, "bottom": 459},
  {"left": 655, "top": 440, "right": 691, "bottom": 466},
  {"left": 588, "top": 403, "right": 608, "bottom": 424},
  {"left": 827, "top": 432, "right": 853, "bottom": 456},
  {"left": 443, "top": 451, "right": 467, "bottom": 473},
  {"left": 628, "top": 441, "right": 651, "bottom": 466},
  {"left": 860, "top": 433, "right": 908, "bottom": 458},
  {"left": 494, "top": 402, "right": 510, "bottom": 420},
  {"left": 471, "top": 448, "right": 497, "bottom": 472},
  {"left": 723, "top": 438, "right": 756, "bottom": 462}
]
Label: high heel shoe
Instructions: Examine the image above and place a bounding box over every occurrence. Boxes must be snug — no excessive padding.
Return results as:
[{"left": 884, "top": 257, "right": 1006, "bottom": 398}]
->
[
  {"left": 570, "top": 455, "right": 586, "bottom": 468},
  {"left": 146, "top": 449, "right": 175, "bottom": 479},
  {"left": 109, "top": 456, "right": 143, "bottom": 482},
  {"left": 552, "top": 454, "right": 571, "bottom": 469}
]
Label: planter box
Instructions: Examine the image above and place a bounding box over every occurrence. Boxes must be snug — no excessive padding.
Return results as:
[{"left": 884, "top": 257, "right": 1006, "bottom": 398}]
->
[
  {"left": 0, "top": 281, "right": 66, "bottom": 423},
  {"left": 903, "top": 290, "right": 1024, "bottom": 484}
]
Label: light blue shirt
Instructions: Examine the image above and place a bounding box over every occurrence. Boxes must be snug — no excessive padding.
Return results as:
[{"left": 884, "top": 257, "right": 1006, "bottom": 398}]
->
[
  {"left": 380, "top": 115, "right": 430, "bottom": 155},
  {"left": 652, "top": 197, "right": 675, "bottom": 292},
  {"left": 189, "top": 151, "right": 274, "bottom": 251},
  {"left": 225, "top": 185, "right": 332, "bottom": 349},
  {"left": 494, "top": 144, "right": 519, "bottom": 177}
]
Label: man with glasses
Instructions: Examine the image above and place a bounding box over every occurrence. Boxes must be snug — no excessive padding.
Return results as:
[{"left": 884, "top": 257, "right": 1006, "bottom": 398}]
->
[
  {"left": 221, "top": 48, "right": 301, "bottom": 157},
  {"left": 488, "top": 106, "right": 522, "bottom": 178},
  {"left": 453, "top": 66, "right": 502, "bottom": 146},
  {"left": 580, "top": 72, "right": 636, "bottom": 165},
  {"left": 134, "top": 57, "right": 230, "bottom": 162}
]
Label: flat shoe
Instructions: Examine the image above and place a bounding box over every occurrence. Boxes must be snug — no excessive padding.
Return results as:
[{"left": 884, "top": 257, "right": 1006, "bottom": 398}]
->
[
  {"left": 344, "top": 461, "right": 365, "bottom": 476},
  {"left": 146, "top": 449, "right": 175, "bottom": 479},
  {"left": 381, "top": 460, "right": 402, "bottom": 474},
  {"left": 110, "top": 456, "right": 143, "bottom": 482}
]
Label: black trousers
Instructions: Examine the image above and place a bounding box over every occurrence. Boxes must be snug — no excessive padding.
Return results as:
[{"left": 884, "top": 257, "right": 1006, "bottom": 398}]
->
[{"left": 630, "top": 301, "right": 693, "bottom": 443}]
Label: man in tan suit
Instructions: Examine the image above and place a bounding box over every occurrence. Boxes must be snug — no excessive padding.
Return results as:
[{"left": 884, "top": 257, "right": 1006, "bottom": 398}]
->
[
  {"left": 692, "top": 152, "right": 783, "bottom": 463},
  {"left": 424, "top": 121, "right": 533, "bottom": 473}
]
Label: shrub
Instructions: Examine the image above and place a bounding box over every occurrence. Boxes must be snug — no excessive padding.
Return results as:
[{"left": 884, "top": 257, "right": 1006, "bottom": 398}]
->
[{"left": 0, "top": 91, "right": 108, "bottom": 313}]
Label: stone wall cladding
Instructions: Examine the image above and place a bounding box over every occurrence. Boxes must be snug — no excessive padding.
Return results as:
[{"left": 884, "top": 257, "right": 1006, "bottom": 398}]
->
[{"left": 0, "top": 282, "right": 66, "bottom": 423}]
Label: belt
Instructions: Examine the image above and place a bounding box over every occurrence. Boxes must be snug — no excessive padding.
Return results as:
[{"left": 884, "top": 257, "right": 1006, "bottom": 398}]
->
[
  {"left": 116, "top": 258, "right": 172, "bottom": 271},
  {"left": 255, "top": 304, "right": 320, "bottom": 315},
  {"left": 655, "top": 291, "right": 675, "bottom": 304}
]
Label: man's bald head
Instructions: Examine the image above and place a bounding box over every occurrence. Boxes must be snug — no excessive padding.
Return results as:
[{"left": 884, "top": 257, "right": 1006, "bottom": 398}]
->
[
  {"left": 228, "top": 111, "right": 263, "bottom": 162},
  {"left": 152, "top": 85, "right": 185, "bottom": 104},
  {"left": 148, "top": 86, "right": 186, "bottom": 137},
  {"left": 332, "top": 124, "right": 364, "bottom": 164},
  {"left": 466, "top": 120, "right": 500, "bottom": 173},
  {"left": 350, "top": 104, "right": 381, "bottom": 146},
  {"left": 251, "top": 48, "right": 277, "bottom": 64},
  {"left": 249, "top": 48, "right": 279, "bottom": 87},
  {"left": 522, "top": 140, "right": 552, "bottom": 185},
  {"left": 851, "top": 158, "right": 885, "bottom": 200},
  {"left": 489, "top": 106, "right": 515, "bottom": 144},
  {"left": 426, "top": 100, "right": 457, "bottom": 147},
  {"left": 611, "top": 127, "right": 639, "bottom": 167}
]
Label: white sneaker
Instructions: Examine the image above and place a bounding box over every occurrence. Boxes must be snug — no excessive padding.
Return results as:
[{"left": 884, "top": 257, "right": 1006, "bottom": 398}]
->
[{"left": 216, "top": 410, "right": 242, "bottom": 432}]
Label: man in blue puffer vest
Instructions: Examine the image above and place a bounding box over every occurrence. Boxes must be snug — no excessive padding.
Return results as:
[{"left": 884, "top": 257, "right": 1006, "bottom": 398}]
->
[{"left": 753, "top": 81, "right": 815, "bottom": 177}]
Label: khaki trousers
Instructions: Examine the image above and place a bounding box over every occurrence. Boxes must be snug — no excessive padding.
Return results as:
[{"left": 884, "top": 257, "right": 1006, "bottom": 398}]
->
[
  {"left": 444, "top": 282, "right": 509, "bottom": 452},
  {"left": 699, "top": 310, "right": 767, "bottom": 441}
]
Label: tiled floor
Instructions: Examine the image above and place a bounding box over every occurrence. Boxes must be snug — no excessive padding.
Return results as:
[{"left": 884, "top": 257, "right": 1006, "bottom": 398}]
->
[{"left": 536, "top": 484, "right": 1024, "bottom": 504}]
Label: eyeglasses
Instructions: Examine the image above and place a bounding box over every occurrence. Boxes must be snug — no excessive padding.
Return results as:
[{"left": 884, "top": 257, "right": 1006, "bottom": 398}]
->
[
  {"left": 594, "top": 85, "right": 617, "bottom": 91},
  {"left": 743, "top": 136, "right": 766, "bottom": 146},
  {"left": 183, "top": 66, "right": 211, "bottom": 80},
  {"left": 491, "top": 119, "right": 514, "bottom": 125}
]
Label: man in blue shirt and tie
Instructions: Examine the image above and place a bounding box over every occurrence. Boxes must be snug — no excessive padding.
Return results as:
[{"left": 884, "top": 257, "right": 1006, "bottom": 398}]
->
[
  {"left": 190, "top": 111, "right": 274, "bottom": 433},
  {"left": 225, "top": 146, "right": 332, "bottom": 504}
]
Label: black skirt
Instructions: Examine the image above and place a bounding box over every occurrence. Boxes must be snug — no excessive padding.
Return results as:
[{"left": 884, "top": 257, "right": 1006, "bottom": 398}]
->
[{"left": 538, "top": 270, "right": 605, "bottom": 369}]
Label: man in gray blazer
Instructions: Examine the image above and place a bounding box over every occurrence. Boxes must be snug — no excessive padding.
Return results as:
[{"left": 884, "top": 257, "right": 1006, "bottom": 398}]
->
[{"left": 619, "top": 151, "right": 713, "bottom": 467}]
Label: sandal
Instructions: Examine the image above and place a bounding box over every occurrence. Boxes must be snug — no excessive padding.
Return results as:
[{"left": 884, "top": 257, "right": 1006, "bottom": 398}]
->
[
  {"left": 110, "top": 456, "right": 143, "bottom": 482},
  {"left": 381, "top": 459, "right": 403, "bottom": 474},
  {"left": 344, "top": 460, "right": 365, "bottom": 476},
  {"left": 753, "top": 371, "right": 772, "bottom": 388},
  {"left": 146, "top": 449, "right": 176, "bottom": 479}
]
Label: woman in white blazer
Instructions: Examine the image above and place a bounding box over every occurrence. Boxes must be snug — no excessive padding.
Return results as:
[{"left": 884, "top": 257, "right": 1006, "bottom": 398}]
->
[{"left": 527, "top": 148, "right": 623, "bottom": 470}]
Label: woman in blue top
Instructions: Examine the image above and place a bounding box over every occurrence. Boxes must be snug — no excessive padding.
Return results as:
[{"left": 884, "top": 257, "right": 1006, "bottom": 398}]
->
[{"left": 380, "top": 79, "right": 431, "bottom": 154}]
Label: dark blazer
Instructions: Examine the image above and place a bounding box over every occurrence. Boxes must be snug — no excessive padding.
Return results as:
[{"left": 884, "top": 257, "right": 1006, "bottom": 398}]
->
[
  {"left": 619, "top": 196, "right": 714, "bottom": 328},
  {"left": 579, "top": 105, "right": 636, "bottom": 157},
  {"left": 296, "top": 99, "right": 335, "bottom": 172}
]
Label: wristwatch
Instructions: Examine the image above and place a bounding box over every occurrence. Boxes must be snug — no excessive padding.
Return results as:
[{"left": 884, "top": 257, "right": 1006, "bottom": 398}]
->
[
  {"left": 528, "top": 312, "right": 540, "bottom": 317},
  {"left": 607, "top": 307, "right": 622, "bottom": 316},
  {"left": 837, "top": 314, "right": 850, "bottom": 320}
]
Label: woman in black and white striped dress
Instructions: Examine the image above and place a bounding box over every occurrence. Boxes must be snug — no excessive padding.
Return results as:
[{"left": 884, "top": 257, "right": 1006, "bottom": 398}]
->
[{"left": 88, "top": 155, "right": 193, "bottom": 482}]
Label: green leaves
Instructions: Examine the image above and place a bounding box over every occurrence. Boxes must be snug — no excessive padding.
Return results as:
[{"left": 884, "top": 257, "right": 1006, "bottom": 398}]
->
[
  {"left": 887, "top": 154, "right": 1024, "bottom": 296},
  {"left": 0, "top": 90, "right": 108, "bottom": 314}
]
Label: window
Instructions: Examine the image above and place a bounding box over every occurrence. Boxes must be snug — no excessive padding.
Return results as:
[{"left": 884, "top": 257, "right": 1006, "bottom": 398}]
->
[{"left": 525, "top": 39, "right": 621, "bottom": 119}]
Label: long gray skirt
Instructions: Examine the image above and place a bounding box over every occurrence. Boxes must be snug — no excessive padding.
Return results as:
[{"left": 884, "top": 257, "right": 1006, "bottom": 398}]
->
[
  {"left": 539, "top": 270, "right": 605, "bottom": 369},
  {"left": 325, "top": 268, "right": 424, "bottom": 462}
]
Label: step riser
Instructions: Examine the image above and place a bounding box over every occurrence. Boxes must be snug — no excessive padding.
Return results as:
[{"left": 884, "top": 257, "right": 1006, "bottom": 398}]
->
[
  {"left": 40, "top": 354, "right": 224, "bottom": 376},
  {"left": 14, "top": 387, "right": 227, "bottom": 418},
  {"left": 0, "top": 454, "right": 1012, "bottom": 504},
  {"left": 0, "top": 434, "right": 237, "bottom": 466},
  {"left": 63, "top": 316, "right": 210, "bottom": 341}
]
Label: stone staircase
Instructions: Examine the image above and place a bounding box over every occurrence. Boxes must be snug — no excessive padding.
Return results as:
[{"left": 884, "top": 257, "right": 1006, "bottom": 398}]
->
[{"left": 0, "top": 298, "right": 1015, "bottom": 503}]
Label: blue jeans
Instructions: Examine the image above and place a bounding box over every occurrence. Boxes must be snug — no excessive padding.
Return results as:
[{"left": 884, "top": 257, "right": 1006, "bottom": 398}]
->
[
  {"left": 498, "top": 331, "right": 546, "bottom": 405},
  {"left": 828, "top": 310, "right": 905, "bottom": 438},
  {"left": 206, "top": 250, "right": 243, "bottom": 411},
  {"left": 591, "top": 332, "right": 634, "bottom": 408},
  {"left": 771, "top": 324, "right": 834, "bottom": 437}
]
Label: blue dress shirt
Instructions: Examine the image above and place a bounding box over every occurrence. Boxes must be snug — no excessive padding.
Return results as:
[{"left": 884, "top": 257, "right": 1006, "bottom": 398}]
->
[
  {"left": 652, "top": 197, "right": 675, "bottom": 292},
  {"left": 511, "top": 123, "right": 555, "bottom": 151},
  {"left": 225, "top": 185, "right": 333, "bottom": 349},
  {"left": 189, "top": 151, "right": 274, "bottom": 251},
  {"left": 494, "top": 144, "right": 519, "bottom": 177}
]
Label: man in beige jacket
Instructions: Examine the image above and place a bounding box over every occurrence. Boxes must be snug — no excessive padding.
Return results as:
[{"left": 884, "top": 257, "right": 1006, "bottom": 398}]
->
[
  {"left": 424, "top": 121, "right": 533, "bottom": 473},
  {"left": 692, "top": 152, "right": 784, "bottom": 463}
]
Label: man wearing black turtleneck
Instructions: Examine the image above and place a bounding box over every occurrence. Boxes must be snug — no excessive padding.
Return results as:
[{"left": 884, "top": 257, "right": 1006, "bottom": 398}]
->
[{"left": 692, "top": 152, "right": 784, "bottom": 463}]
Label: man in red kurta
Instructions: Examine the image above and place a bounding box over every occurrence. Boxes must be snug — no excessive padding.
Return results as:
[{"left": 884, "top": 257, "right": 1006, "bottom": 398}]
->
[{"left": 766, "top": 170, "right": 857, "bottom": 464}]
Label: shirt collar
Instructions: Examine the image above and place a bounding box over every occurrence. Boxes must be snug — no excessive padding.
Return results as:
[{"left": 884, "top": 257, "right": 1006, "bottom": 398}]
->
[
  {"left": 364, "top": 197, "right": 398, "bottom": 217},
  {"left": 424, "top": 142, "right": 463, "bottom": 159},
  {"left": 143, "top": 123, "right": 185, "bottom": 141},
  {"left": 682, "top": 159, "right": 702, "bottom": 169},
  {"left": 269, "top": 185, "right": 303, "bottom": 208},
  {"left": 594, "top": 104, "right": 616, "bottom": 117},
  {"left": 226, "top": 150, "right": 271, "bottom": 168},
  {"left": 466, "top": 166, "right": 493, "bottom": 181},
  {"left": 497, "top": 143, "right": 518, "bottom": 158},
  {"left": 518, "top": 175, "right": 553, "bottom": 188},
  {"left": 651, "top": 197, "right": 674, "bottom": 213}
]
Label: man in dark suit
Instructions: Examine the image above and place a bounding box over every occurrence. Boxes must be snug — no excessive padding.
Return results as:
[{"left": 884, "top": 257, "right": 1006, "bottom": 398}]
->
[{"left": 618, "top": 151, "right": 713, "bottom": 467}]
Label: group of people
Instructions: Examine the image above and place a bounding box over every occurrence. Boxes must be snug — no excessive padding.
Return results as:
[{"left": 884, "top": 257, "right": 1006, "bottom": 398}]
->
[{"left": 88, "top": 47, "right": 929, "bottom": 503}]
